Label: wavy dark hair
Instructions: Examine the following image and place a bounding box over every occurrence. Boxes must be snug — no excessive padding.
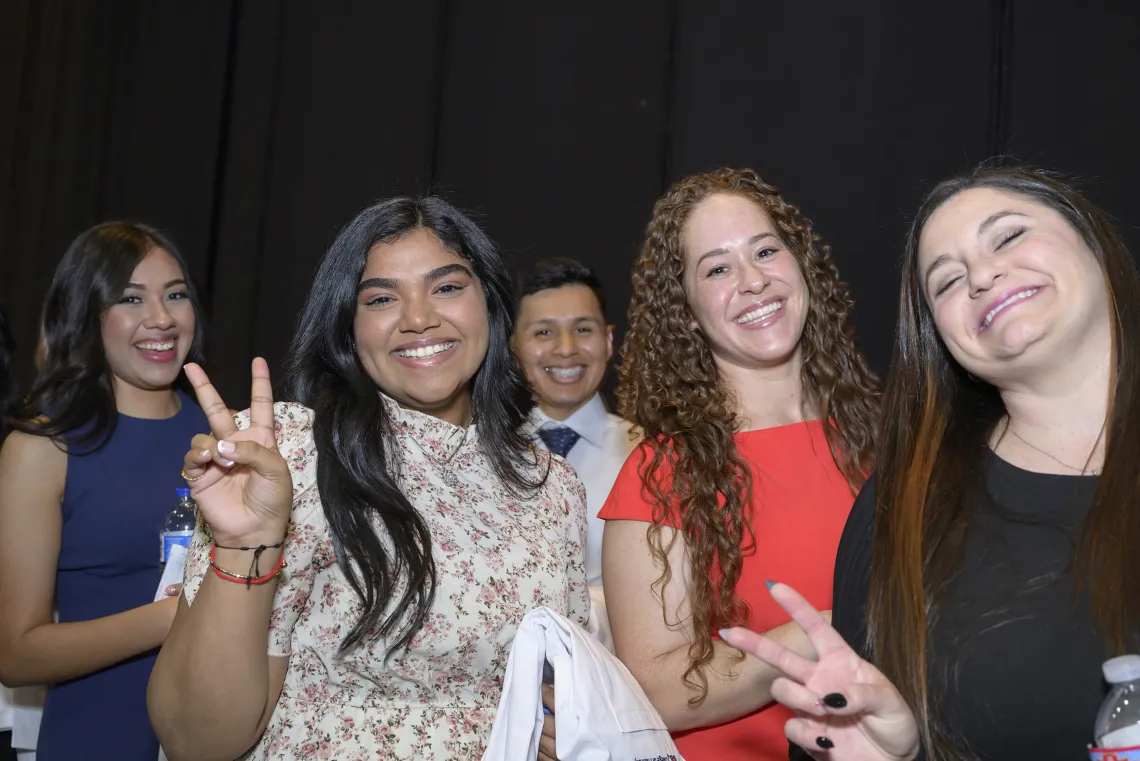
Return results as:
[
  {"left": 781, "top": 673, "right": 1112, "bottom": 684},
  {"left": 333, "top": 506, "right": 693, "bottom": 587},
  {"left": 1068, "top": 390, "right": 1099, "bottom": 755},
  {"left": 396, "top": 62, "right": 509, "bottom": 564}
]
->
[
  {"left": 618, "top": 168, "right": 880, "bottom": 701},
  {"left": 285, "top": 196, "right": 544, "bottom": 655},
  {"left": 8, "top": 222, "right": 206, "bottom": 450},
  {"left": 0, "top": 304, "right": 17, "bottom": 434},
  {"left": 868, "top": 165, "right": 1140, "bottom": 760}
]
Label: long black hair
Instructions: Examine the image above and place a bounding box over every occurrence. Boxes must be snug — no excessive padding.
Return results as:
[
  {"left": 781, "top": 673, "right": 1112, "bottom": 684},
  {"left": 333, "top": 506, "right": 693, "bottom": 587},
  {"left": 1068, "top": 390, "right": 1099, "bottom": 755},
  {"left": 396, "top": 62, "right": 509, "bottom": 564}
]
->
[
  {"left": 0, "top": 304, "right": 17, "bottom": 435},
  {"left": 9, "top": 222, "right": 206, "bottom": 450},
  {"left": 285, "top": 196, "right": 544, "bottom": 655}
]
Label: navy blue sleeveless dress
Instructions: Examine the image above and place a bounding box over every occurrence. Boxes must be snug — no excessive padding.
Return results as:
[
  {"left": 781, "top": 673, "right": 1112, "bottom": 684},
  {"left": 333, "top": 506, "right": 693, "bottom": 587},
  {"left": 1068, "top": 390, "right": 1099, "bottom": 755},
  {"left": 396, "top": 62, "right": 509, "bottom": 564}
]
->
[{"left": 37, "top": 390, "right": 208, "bottom": 761}]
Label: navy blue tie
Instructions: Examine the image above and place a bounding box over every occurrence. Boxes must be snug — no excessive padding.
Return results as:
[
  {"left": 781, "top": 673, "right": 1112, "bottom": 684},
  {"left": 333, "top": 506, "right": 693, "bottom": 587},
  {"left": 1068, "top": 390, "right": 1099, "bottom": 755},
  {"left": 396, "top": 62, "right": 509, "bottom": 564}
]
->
[{"left": 539, "top": 425, "right": 580, "bottom": 458}]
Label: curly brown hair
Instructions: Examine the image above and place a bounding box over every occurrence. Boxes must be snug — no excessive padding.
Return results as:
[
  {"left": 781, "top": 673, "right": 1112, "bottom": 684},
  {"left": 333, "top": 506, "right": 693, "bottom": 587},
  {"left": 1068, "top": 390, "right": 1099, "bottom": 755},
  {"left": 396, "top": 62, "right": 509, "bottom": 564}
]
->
[{"left": 617, "top": 167, "right": 880, "bottom": 703}]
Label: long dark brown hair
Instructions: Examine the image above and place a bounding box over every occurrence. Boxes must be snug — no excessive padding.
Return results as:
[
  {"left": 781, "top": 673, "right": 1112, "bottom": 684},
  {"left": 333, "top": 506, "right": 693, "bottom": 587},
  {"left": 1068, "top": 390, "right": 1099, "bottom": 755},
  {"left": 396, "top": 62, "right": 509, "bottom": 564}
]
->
[
  {"left": 868, "top": 165, "right": 1140, "bottom": 759},
  {"left": 618, "top": 168, "right": 880, "bottom": 702}
]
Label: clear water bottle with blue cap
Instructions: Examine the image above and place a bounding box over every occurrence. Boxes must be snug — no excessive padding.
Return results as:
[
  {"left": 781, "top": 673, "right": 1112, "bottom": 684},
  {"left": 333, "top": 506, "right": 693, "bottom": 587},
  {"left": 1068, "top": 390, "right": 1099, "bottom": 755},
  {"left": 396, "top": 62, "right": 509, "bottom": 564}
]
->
[
  {"left": 1089, "top": 654, "right": 1140, "bottom": 760},
  {"left": 161, "top": 487, "right": 197, "bottom": 565}
]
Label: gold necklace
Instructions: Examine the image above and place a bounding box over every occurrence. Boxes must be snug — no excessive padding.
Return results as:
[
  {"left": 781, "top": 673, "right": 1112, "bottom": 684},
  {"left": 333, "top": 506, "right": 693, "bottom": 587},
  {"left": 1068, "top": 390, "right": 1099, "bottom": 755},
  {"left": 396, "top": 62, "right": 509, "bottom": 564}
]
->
[{"left": 1006, "top": 425, "right": 1101, "bottom": 476}]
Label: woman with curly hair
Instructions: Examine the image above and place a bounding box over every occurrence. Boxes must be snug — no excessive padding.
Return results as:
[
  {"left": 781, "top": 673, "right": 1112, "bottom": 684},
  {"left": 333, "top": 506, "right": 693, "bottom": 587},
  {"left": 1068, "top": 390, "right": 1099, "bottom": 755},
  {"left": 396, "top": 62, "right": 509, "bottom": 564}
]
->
[{"left": 599, "top": 168, "right": 879, "bottom": 759}]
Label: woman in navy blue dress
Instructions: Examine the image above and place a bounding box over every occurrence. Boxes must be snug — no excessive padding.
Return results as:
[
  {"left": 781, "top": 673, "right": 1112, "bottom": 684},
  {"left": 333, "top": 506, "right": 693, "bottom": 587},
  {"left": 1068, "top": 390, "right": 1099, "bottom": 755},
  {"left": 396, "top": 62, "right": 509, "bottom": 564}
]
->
[{"left": 0, "top": 223, "right": 210, "bottom": 760}]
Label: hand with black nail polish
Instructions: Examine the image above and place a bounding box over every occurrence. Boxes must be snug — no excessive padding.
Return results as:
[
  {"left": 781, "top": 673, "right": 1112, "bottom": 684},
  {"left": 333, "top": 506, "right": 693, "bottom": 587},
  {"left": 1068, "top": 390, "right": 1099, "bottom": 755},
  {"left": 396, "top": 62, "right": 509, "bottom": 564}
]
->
[
  {"left": 719, "top": 582, "right": 920, "bottom": 761},
  {"left": 821, "top": 692, "right": 847, "bottom": 709}
]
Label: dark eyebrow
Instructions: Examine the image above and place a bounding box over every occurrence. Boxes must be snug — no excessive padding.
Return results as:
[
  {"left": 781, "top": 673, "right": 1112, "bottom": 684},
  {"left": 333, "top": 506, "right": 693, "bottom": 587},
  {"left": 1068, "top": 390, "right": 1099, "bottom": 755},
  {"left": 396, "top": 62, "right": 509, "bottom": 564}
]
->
[
  {"left": 125, "top": 279, "right": 187, "bottom": 291},
  {"left": 356, "top": 277, "right": 398, "bottom": 292},
  {"left": 356, "top": 263, "right": 475, "bottom": 293},
  {"left": 424, "top": 263, "right": 474, "bottom": 282},
  {"left": 696, "top": 233, "right": 777, "bottom": 267}
]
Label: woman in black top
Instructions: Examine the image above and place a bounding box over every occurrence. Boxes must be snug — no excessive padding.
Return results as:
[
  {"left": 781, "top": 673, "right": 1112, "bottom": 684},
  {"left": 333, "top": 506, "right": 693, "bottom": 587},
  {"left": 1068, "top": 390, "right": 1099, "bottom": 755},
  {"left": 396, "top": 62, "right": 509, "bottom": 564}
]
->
[{"left": 721, "top": 165, "right": 1140, "bottom": 760}]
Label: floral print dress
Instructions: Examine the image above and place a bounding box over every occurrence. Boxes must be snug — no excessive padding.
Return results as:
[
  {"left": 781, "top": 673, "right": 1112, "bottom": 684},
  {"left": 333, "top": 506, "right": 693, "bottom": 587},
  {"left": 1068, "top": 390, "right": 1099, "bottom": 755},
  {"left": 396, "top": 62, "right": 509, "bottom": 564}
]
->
[{"left": 182, "top": 399, "right": 590, "bottom": 759}]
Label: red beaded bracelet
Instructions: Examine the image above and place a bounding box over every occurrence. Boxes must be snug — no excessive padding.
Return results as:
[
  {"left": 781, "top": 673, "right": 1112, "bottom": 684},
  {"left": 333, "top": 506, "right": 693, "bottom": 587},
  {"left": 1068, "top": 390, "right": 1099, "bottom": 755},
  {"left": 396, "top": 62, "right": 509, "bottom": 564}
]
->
[{"left": 209, "top": 544, "right": 287, "bottom": 587}]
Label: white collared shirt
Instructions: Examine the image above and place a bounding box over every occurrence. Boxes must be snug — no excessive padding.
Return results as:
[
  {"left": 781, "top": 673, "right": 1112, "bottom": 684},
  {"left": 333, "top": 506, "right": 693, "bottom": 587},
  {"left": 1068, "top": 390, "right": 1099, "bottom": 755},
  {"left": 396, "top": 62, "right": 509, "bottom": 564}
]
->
[{"left": 530, "top": 394, "right": 638, "bottom": 587}]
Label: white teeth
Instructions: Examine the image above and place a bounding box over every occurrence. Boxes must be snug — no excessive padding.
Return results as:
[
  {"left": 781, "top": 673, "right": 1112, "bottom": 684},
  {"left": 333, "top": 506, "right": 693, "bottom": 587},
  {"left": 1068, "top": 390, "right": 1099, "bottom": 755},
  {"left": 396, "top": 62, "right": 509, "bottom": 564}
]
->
[
  {"left": 546, "top": 367, "right": 584, "bottom": 380},
  {"left": 736, "top": 301, "right": 783, "bottom": 325},
  {"left": 397, "top": 341, "right": 455, "bottom": 359},
  {"left": 983, "top": 289, "right": 1038, "bottom": 328},
  {"left": 137, "top": 341, "right": 174, "bottom": 351}
]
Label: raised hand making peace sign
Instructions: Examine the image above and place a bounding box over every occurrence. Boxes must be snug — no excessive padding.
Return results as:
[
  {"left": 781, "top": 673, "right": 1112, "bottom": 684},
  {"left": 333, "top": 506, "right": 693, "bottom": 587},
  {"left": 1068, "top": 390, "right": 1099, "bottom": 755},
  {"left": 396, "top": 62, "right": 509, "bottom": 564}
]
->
[
  {"left": 721, "top": 583, "right": 920, "bottom": 761},
  {"left": 179, "top": 358, "right": 292, "bottom": 547}
]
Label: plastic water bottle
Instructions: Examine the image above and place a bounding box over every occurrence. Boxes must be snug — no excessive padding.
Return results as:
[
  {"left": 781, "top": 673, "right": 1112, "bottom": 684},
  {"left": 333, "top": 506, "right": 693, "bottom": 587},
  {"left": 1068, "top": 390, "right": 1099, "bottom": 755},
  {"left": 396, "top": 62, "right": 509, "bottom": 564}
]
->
[
  {"left": 161, "top": 488, "right": 197, "bottom": 565},
  {"left": 1090, "top": 655, "right": 1140, "bottom": 760}
]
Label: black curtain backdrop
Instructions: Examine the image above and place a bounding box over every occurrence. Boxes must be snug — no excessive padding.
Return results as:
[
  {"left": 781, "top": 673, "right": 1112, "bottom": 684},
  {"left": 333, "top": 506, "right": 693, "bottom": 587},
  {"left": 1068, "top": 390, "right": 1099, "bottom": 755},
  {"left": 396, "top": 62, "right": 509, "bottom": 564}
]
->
[{"left": 2, "top": 1, "right": 1138, "bottom": 404}]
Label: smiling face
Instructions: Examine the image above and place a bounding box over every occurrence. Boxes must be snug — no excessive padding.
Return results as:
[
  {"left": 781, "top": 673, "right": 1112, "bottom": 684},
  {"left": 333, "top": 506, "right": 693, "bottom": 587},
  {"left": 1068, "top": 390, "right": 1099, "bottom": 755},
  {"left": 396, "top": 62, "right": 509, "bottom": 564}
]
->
[
  {"left": 100, "top": 248, "right": 195, "bottom": 393},
  {"left": 918, "top": 187, "right": 1111, "bottom": 384},
  {"left": 353, "top": 228, "right": 490, "bottom": 425},
  {"left": 513, "top": 283, "right": 612, "bottom": 420},
  {"left": 680, "top": 193, "right": 809, "bottom": 372}
]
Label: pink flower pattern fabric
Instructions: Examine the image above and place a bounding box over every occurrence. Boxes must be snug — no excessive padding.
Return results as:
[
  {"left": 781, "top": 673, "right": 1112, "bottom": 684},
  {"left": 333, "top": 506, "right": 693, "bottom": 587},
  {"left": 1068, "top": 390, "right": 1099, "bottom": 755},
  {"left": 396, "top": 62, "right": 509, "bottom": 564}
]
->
[{"left": 182, "top": 399, "right": 589, "bottom": 759}]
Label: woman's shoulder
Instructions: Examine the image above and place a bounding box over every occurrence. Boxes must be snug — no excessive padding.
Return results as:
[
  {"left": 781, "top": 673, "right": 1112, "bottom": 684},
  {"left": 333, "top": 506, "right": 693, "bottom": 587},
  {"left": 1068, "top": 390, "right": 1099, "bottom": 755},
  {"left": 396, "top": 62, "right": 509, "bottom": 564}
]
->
[
  {"left": 532, "top": 447, "right": 587, "bottom": 506},
  {"left": 531, "top": 446, "right": 573, "bottom": 485},
  {"left": 596, "top": 441, "right": 676, "bottom": 524},
  {"left": 233, "top": 402, "right": 315, "bottom": 437},
  {"left": 234, "top": 402, "right": 318, "bottom": 485},
  {"left": 835, "top": 473, "right": 876, "bottom": 558},
  {"left": 542, "top": 447, "right": 577, "bottom": 482},
  {"left": 832, "top": 472, "right": 877, "bottom": 655},
  {"left": 0, "top": 428, "right": 67, "bottom": 481},
  {"left": 848, "top": 472, "right": 876, "bottom": 525},
  {"left": 621, "top": 438, "right": 675, "bottom": 479}
]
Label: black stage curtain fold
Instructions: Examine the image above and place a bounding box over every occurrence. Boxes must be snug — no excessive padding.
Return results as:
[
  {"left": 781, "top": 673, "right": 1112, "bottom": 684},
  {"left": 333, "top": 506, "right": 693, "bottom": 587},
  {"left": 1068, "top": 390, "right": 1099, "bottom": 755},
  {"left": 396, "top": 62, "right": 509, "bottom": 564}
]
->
[{"left": 2, "top": 1, "right": 1137, "bottom": 402}]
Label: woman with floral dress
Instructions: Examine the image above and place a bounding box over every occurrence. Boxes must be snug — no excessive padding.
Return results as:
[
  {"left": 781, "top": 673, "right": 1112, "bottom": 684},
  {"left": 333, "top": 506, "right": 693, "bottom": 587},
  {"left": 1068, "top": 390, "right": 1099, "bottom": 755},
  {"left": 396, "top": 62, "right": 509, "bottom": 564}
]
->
[{"left": 147, "top": 197, "right": 589, "bottom": 760}]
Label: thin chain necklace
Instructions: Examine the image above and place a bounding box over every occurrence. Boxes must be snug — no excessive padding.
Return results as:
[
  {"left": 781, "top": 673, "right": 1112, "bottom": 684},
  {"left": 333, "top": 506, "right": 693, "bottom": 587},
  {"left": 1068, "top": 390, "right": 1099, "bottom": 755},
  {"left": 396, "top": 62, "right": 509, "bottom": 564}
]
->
[
  {"left": 406, "top": 416, "right": 473, "bottom": 488},
  {"left": 1005, "top": 423, "right": 1101, "bottom": 476}
]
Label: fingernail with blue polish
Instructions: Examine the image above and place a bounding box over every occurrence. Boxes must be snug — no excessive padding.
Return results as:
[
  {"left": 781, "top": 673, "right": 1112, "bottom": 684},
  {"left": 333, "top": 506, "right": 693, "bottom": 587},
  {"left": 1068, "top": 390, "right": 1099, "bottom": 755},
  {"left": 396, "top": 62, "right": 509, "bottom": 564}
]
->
[
  {"left": 765, "top": 579, "right": 777, "bottom": 590},
  {"left": 717, "top": 628, "right": 731, "bottom": 640},
  {"left": 542, "top": 705, "right": 553, "bottom": 715}
]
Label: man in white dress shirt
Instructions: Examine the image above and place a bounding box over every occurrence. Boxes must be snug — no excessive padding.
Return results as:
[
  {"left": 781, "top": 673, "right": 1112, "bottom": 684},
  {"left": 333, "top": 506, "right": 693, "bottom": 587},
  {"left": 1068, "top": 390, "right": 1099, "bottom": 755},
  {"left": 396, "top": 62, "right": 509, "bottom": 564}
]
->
[{"left": 513, "top": 259, "right": 638, "bottom": 601}]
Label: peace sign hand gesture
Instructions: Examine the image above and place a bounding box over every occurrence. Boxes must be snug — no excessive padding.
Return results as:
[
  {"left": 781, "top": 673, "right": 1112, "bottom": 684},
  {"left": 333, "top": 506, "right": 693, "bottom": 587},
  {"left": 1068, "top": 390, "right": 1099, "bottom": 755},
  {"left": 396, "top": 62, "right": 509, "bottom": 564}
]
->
[
  {"left": 721, "top": 583, "right": 920, "bottom": 761},
  {"left": 180, "top": 358, "right": 292, "bottom": 547}
]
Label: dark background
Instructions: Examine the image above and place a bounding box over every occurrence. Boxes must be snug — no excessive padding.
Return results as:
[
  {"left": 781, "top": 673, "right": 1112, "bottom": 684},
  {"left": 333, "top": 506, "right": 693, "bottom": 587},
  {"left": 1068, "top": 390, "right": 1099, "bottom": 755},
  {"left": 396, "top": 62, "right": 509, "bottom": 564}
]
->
[{"left": 2, "top": 1, "right": 1138, "bottom": 403}]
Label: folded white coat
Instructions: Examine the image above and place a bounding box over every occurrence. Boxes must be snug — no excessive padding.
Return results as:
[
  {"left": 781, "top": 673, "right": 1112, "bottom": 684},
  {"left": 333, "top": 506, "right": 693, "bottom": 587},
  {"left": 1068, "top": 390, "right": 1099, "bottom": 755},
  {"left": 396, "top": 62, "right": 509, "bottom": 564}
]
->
[{"left": 482, "top": 607, "right": 684, "bottom": 761}]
